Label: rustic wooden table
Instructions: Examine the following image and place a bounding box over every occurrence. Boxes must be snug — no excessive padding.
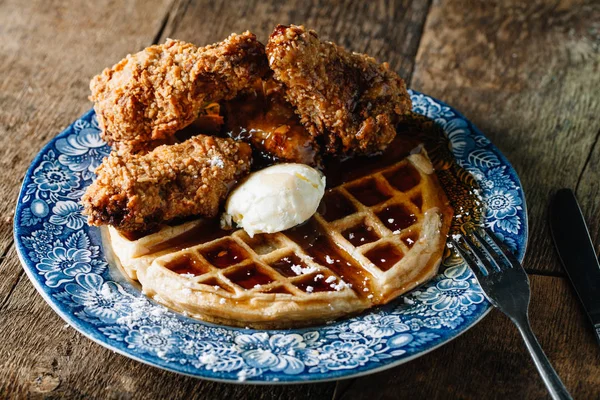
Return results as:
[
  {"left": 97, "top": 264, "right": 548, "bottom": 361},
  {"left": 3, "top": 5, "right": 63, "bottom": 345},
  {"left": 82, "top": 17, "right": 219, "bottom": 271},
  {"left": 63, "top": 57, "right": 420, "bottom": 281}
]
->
[{"left": 1, "top": 0, "right": 599, "bottom": 398}]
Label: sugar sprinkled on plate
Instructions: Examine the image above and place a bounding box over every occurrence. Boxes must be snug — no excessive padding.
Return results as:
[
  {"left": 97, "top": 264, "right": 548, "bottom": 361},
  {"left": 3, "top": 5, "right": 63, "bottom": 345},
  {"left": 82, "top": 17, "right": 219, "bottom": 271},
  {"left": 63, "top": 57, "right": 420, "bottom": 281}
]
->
[
  {"left": 199, "top": 353, "right": 218, "bottom": 365},
  {"left": 237, "top": 370, "right": 248, "bottom": 382}
]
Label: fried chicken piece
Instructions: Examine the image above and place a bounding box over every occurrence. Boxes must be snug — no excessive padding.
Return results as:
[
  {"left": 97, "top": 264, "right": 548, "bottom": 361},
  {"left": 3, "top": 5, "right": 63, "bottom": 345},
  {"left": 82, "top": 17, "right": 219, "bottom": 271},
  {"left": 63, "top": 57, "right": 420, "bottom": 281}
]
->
[
  {"left": 266, "top": 25, "right": 412, "bottom": 155},
  {"left": 90, "top": 32, "right": 268, "bottom": 148},
  {"left": 110, "top": 103, "right": 226, "bottom": 155},
  {"left": 224, "top": 79, "right": 319, "bottom": 166},
  {"left": 112, "top": 136, "right": 179, "bottom": 156},
  {"left": 110, "top": 104, "right": 226, "bottom": 155},
  {"left": 81, "top": 135, "right": 252, "bottom": 234}
]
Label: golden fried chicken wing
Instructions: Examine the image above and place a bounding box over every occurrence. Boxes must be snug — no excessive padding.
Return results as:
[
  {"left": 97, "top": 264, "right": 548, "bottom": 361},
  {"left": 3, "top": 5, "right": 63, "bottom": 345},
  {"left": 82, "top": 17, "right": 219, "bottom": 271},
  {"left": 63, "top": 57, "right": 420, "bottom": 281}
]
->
[
  {"left": 266, "top": 25, "right": 412, "bottom": 155},
  {"left": 90, "top": 32, "right": 268, "bottom": 148},
  {"left": 224, "top": 79, "right": 319, "bottom": 166},
  {"left": 81, "top": 135, "right": 252, "bottom": 234}
]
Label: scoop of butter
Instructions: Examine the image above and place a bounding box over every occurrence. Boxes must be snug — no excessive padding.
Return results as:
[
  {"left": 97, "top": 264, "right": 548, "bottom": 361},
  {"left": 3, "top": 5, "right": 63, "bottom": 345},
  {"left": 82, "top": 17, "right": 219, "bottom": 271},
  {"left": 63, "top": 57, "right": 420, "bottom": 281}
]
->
[{"left": 222, "top": 163, "right": 325, "bottom": 237}]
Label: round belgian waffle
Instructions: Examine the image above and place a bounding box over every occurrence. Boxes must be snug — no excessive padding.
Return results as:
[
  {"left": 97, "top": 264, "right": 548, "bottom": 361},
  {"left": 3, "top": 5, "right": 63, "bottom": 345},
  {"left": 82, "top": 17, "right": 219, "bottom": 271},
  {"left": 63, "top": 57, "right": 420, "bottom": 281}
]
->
[{"left": 107, "top": 148, "right": 453, "bottom": 328}]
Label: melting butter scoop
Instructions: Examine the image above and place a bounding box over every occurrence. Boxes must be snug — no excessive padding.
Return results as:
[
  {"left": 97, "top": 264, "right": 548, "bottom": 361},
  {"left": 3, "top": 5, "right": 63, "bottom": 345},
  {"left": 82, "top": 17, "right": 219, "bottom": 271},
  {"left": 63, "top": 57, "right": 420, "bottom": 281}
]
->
[{"left": 221, "top": 163, "right": 325, "bottom": 237}]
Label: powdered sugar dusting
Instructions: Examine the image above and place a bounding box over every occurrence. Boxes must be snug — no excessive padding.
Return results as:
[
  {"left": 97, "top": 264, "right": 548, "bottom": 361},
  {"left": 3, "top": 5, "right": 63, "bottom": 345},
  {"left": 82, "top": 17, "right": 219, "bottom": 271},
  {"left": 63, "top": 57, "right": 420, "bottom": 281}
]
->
[
  {"left": 291, "top": 264, "right": 318, "bottom": 276},
  {"left": 210, "top": 156, "right": 224, "bottom": 168},
  {"left": 330, "top": 280, "right": 350, "bottom": 291}
]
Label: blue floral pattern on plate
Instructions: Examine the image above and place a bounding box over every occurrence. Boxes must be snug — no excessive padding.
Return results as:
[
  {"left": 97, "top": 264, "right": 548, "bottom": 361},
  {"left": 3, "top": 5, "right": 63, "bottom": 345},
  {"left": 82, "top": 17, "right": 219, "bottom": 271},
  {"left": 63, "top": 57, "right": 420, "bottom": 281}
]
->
[{"left": 14, "top": 91, "right": 528, "bottom": 383}]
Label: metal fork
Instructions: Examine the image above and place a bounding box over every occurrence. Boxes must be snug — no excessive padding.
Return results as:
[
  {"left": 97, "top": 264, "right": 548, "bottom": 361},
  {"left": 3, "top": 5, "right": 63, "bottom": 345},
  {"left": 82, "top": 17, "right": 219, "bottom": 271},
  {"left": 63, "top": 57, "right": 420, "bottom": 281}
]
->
[{"left": 450, "top": 227, "right": 572, "bottom": 400}]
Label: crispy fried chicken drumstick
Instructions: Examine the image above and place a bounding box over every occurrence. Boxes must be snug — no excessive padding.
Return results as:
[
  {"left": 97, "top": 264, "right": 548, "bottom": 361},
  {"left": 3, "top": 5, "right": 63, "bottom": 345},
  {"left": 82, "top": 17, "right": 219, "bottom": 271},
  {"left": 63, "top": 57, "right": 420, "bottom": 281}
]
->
[
  {"left": 266, "top": 25, "right": 412, "bottom": 155},
  {"left": 90, "top": 32, "right": 268, "bottom": 148},
  {"left": 82, "top": 135, "right": 252, "bottom": 234}
]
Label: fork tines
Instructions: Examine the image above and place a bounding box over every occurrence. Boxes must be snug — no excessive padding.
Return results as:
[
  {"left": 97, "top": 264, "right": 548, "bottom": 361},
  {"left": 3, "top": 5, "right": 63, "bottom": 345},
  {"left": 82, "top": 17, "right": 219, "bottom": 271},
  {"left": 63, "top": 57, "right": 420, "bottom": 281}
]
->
[{"left": 450, "top": 227, "right": 520, "bottom": 277}]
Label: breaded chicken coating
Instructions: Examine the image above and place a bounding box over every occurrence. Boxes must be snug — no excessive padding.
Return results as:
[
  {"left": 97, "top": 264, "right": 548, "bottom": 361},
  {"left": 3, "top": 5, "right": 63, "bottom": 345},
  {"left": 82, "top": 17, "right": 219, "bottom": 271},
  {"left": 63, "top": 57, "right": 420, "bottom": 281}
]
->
[
  {"left": 90, "top": 32, "right": 268, "bottom": 148},
  {"left": 266, "top": 25, "right": 412, "bottom": 155},
  {"left": 81, "top": 135, "right": 252, "bottom": 234}
]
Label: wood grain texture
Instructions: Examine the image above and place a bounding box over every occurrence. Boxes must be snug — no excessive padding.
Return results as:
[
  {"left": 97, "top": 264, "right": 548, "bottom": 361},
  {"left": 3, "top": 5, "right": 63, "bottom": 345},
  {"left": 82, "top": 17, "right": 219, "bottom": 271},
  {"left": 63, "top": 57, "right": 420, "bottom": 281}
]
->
[
  {"left": 575, "top": 130, "right": 600, "bottom": 252},
  {"left": 410, "top": 0, "right": 600, "bottom": 274},
  {"left": 337, "top": 274, "right": 600, "bottom": 400}
]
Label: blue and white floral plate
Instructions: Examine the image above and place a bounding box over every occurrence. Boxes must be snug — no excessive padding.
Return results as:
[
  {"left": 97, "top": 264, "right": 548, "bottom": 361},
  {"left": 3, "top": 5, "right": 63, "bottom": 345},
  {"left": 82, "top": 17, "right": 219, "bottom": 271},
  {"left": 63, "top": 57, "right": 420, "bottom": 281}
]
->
[{"left": 14, "top": 91, "right": 527, "bottom": 383}]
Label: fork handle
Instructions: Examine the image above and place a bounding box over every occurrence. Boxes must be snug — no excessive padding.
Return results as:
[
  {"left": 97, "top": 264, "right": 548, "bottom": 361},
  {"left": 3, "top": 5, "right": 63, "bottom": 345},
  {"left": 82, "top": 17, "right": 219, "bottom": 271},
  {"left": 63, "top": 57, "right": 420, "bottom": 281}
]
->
[{"left": 512, "top": 316, "right": 573, "bottom": 400}]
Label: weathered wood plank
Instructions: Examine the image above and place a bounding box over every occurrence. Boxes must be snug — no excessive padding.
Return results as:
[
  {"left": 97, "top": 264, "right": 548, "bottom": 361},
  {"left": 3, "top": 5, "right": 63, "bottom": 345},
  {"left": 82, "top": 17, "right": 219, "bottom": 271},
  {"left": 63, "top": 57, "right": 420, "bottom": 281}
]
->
[
  {"left": 575, "top": 130, "right": 600, "bottom": 253},
  {"left": 410, "top": 0, "right": 600, "bottom": 274},
  {"left": 336, "top": 274, "right": 600, "bottom": 399}
]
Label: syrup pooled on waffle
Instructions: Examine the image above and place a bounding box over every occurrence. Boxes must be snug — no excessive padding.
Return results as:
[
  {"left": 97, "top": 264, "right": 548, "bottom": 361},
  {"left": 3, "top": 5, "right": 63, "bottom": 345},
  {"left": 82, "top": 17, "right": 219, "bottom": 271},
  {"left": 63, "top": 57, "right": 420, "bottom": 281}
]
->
[{"left": 107, "top": 147, "right": 453, "bottom": 328}]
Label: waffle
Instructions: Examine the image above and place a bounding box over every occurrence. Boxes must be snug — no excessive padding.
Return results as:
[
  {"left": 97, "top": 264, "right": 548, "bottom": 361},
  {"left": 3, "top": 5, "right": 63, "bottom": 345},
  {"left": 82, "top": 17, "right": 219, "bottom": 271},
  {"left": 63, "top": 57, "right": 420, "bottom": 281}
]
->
[{"left": 107, "top": 148, "right": 453, "bottom": 328}]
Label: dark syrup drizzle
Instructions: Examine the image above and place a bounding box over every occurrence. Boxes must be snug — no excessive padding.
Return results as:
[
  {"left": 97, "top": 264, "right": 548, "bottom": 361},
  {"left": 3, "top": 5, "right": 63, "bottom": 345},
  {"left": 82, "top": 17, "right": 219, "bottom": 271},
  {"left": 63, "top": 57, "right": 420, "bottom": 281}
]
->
[
  {"left": 342, "top": 222, "right": 379, "bottom": 247},
  {"left": 294, "top": 274, "right": 337, "bottom": 293},
  {"left": 286, "top": 218, "right": 373, "bottom": 295},
  {"left": 365, "top": 244, "right": 404, "bottom": 272},
  {"left": 346, "top": 179, "right": 393, "bottom": 206},
  {"left": 225, "top": 264, "right": 275, "bottom": 289},
  {"left": 201, "top": 240, "right": 249, "bottom": 269},
  {"left": 165, "top": 254, "right": 210, "bottom": 275}
]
